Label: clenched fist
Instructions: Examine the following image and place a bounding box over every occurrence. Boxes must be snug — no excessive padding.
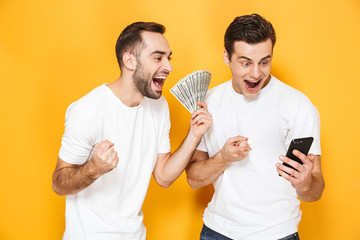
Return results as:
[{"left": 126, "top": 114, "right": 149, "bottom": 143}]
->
[{"left": 90, "top": 140, "right": 119, "bottom": 177}]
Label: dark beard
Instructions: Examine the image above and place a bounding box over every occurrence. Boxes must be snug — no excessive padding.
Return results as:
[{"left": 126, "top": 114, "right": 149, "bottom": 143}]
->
[{"left": 133, "top": 62, "right": 162, "bottom": 99}]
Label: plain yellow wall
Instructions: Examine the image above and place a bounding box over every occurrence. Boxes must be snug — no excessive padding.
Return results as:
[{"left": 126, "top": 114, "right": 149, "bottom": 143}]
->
[{"left": 1, "top": 0, "right": 359, "bottom": 239}]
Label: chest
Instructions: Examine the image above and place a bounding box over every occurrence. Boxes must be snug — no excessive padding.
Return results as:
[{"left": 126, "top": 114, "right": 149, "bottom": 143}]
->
[
  {"left": 209, "top": 98, "right": 285, "bottom": 150},
  {"left": 92, "top": 106, "right": 161, "bottom": 154}
]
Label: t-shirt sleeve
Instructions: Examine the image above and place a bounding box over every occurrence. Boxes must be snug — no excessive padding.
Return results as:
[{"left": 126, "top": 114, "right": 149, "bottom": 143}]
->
[
  {"left": 58, "top": 102, "right": 96, "bottom": 165},
  {"left": 291, "top": 101, "right": 321, "bottom": 156},
  {"left": 158, "top": 101, "right": 171, "bottom": 154}
]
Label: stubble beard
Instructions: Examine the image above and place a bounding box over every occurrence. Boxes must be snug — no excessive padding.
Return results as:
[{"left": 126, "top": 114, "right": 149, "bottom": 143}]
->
[{"left": 133, "top": 61, "right": 162, "bottom": 99}]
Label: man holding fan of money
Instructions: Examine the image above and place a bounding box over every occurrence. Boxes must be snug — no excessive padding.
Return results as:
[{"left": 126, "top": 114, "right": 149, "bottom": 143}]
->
[
  {"left": 52, "top": 22, "right": 212, "bottom": 239},
  {"left": 186, "top": 14, "right": 325, "bottom": 240}
]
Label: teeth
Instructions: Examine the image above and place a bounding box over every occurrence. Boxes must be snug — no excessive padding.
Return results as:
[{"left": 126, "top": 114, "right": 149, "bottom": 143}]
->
[{"left": 154, "top": 76, "right": 167, "bottom": 80}]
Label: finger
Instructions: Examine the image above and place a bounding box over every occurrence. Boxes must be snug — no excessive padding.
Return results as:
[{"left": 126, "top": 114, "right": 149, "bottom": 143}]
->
[
  {"left": 234, "top": 141, "right": 251, "bottom": 151},
  {"left": 308, "top": 153, "right": 315, "bottom": 163},
  {"left": 196, "top": 101, "right": 208, "bottom": 110},
  {"left": 276, "top": 163, "right": 298, "bottom": 177},
  {"left": 192, "top": 108, "right": 211, "bottom": 121},
  {"left": 292, "top": 150, "right": 311, "bottom": 165},
  {"left": 239, "top": 144, "right": 252, "bottom": 152},
  {"left": 102, "top": 146, "right": 115, "bottom": 159},
  {"left": 97, "top": 140, "right": 114, "bottom": 154},
  {"left": 228, "top": 136, "right": 248, "bottom": 145},
  {"left": 276, "top": 165, "right": 295, "bottom": 182},
  {"left": 192, "top": 115, "right": 212, "bottom": 126},
  {"left": 110, "top": 151, "right": 119, "bottom": 166},
  {"left": 276, "top": 163, "right": 300, "bottom": 179},
  {"left": 101, "top": 139, "right": 114, "bottom": 147},
  {"left": 234, "top": 147, "right": 250, "bottom": 157},
  {"left": 279, "top": 155, "right": 302, "bottom": 172}
]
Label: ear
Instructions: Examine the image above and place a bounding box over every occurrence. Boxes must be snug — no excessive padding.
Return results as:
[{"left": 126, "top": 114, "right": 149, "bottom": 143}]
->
[
  {"left": 223, "top": 50, "right": 230, "bottom": 66},
  {"left": 122, "top": 52, "right": 137, "bottom": 71}
]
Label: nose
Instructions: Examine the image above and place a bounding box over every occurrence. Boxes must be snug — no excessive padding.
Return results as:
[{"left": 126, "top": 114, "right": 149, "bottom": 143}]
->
[
  {"left": 164, "top": 58, "right": 173, "bottom": 73},
  {"left": 249, "top": 65, "right": 261, "bottom": 79}
]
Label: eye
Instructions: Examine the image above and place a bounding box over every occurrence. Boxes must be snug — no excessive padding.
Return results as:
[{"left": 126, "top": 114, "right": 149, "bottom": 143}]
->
[
  {"left": 260, "top": 61, "right": 269, "bottom": 66},
  {"left": 154, "top": 56, "right": 162, "bottom": 61},
  {"left": 242, "top": 62, "right": 250, "bottom": 67}
]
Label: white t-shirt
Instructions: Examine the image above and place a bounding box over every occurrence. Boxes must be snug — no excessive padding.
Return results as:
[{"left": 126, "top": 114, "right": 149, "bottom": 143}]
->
[
  {"left": 58, "top": 84, "right": 171, "bottom": 240},
  {"left": 197, "top": 76, "right": 321, "bottom": 240}
]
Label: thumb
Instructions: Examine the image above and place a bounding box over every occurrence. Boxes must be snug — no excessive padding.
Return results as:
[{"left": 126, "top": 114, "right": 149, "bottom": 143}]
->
[{"left": 96, "top": 140, "right": 114, "bottom": 155}]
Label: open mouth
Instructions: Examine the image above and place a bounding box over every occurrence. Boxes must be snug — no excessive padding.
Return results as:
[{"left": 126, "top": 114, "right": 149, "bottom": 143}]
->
[
  {"left": 244, "top": 79, "right": 261, "bottom": 90},
  {"left": 152, "top": 76, "right": 167, "bottom": 89}
]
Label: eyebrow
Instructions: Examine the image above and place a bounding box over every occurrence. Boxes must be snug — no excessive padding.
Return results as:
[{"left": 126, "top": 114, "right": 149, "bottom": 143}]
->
[
  {"left": 150, "top": 50, "right": 172, "bottom": 57},
  {"left": 238, "top": 55, "right": 271, "bottom": 61}
]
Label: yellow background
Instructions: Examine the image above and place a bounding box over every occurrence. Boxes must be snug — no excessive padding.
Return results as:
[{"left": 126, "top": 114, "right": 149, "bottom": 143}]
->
[{"left": 1, "top": 0, "right": 359, "bottom": 239}]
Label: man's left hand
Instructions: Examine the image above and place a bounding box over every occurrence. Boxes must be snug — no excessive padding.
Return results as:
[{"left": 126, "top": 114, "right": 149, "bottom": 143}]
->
[
  {"left": 189, "top": 101, "right": 213, "bottom": 139},
  {"left": 276, "top": 150, "right": 315, "bottom": 193}
]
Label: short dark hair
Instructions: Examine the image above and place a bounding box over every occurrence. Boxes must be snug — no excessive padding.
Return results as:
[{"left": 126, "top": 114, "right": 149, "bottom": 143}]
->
[
  {"left": 224, "top": 14, "right": 276, "bottom": 60},
  {"left": 115, "top": 22, "right": 165, "bottom": 69}
]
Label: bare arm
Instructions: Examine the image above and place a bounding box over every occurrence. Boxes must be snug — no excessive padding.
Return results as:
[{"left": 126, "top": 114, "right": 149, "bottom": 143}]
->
[
  {"left": 276, "top": 152, "right": 325, "bottom": 202},
  {"left": 186, "top": 136, "right": 251, "bottom": 190},
  {"left": 52, "top": 140, "right": 119, "bottom": 196},
  {"left": 152, "top": 102, "right": 212, "bottom": 188}
]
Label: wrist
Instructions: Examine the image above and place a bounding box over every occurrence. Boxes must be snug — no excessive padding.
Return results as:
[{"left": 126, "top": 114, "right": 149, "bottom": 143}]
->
[
  {"left": 213, "top": 150, "right": 231, "bottom": 168},
  {"left": 186, "top": 129, "right": 202, "bottom": 146},
  {"left": 297, "top": 175, "right": 314, "bottom": 194},
  {"left": 85, "top": 160, "right": 102, "bottom": 180}
]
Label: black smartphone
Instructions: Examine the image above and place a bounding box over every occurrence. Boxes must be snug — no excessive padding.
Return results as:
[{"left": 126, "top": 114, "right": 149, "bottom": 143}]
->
[{"left": 283, "top": 137, "right": 314, "bottom": 171}]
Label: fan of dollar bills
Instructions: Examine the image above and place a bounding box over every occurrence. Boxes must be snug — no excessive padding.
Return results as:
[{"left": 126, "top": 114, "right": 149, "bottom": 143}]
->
[{"left": 170, "top": 70, "right": 211, "bottom": 113}]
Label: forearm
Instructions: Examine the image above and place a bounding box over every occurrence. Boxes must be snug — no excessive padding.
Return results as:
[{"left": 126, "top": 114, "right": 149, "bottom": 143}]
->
[
  {"left": 186, "top": 151, "right": 230, "bottom": 190},
  {"left": 297, "top": 173, "right": 325, "bottom": 202},
  {"left": 52, "top": 161, "right": 99, "bottom": 196},
  {"left": 155, "top": 131, "right": 201, "bottom": 188}
]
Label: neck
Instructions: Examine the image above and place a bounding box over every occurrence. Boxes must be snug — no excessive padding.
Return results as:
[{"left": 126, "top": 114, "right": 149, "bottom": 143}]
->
[{"left": 107, "top": 75, "right": 144, "bottom": 107}]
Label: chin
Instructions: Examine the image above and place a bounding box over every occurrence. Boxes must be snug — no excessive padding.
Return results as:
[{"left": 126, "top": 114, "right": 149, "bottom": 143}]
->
[{"left": 146, "top": 90, "right": 162, "bottom": 99}]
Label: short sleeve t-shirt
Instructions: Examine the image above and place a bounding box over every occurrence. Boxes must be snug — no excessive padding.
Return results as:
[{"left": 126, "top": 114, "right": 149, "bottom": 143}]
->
[
  {"left": 59, "top": 84, "right": 171, "bottom": 240},
  {"left": 197, "top": 76, "right": 321, "bottom": 239}
]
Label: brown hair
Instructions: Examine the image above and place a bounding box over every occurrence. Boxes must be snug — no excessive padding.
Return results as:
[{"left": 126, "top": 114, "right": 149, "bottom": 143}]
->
[
  {"left": 224, "top": 14, "right": 276, "bottom": 60},
  {"left": 115, "top": 22, "right": 165, "bottom": 69}
]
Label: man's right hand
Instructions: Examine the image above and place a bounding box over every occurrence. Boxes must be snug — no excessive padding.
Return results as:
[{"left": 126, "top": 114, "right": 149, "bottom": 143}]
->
[
  {"left": 52, "top": 140, "right": 119, "bottom": 196},
  {"left": 219, "top": 136, "right": 252, "bottom": 163},
  {"left": 185, "top": 136, "right": 251, "bottom": 190},
  {"left": 89, "top": 140, "right": 119, "bottom": 177}
]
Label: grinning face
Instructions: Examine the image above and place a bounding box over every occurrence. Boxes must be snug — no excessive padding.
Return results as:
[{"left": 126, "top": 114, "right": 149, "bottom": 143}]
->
[
  {"left": 224, "top": 38, "right": 273, "bottom": 99},
  {"left": 132, "top": 31, "right": 173, "bottom": 99}
]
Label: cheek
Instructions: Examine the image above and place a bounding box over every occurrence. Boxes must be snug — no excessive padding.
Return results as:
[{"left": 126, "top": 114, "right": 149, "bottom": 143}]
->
[
  {"left": 231, "top": 67, "right": 248, "bottom": 78},
  {"left": 262, "top": 65, "right": 271, "bottom": 74}
]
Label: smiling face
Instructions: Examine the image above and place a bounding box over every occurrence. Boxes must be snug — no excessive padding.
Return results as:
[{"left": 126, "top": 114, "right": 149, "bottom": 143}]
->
[
  {"left": 132, "top": 31, "right": 173, "bottom": 99},
  {"left": 224, "top": 38, "right": 273, "bottom": 99}
]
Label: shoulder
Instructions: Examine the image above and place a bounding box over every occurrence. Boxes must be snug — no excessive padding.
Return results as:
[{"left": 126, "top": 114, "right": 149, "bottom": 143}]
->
[
  {"left": 207, "top": 80, "right": 231, "bottom": 96},
  {"left": 204, "top": 80, "right": 232, "bottom": 114},
  {"left": 65, "top": 85, "right": 107, "bottom": 118},
  {"left": 272, "top": 77, "right": 313, "bottom": 106},
  {"left": 206, "top": 80, "right": 232, "bottom": 102},
  {"left": 271, "top": 77, "right": 318, "bottom": 119}
]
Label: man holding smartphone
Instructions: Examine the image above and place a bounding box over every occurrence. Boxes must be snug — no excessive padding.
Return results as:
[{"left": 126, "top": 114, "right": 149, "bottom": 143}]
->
[{"left": 186, "top": 14, "right": 325, "bottom": 240}]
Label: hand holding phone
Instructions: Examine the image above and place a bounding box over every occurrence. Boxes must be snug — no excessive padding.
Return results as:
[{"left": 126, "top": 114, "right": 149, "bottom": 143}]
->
[{"left": 283, "top": 137, "right": 313, "bottom": 171}]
